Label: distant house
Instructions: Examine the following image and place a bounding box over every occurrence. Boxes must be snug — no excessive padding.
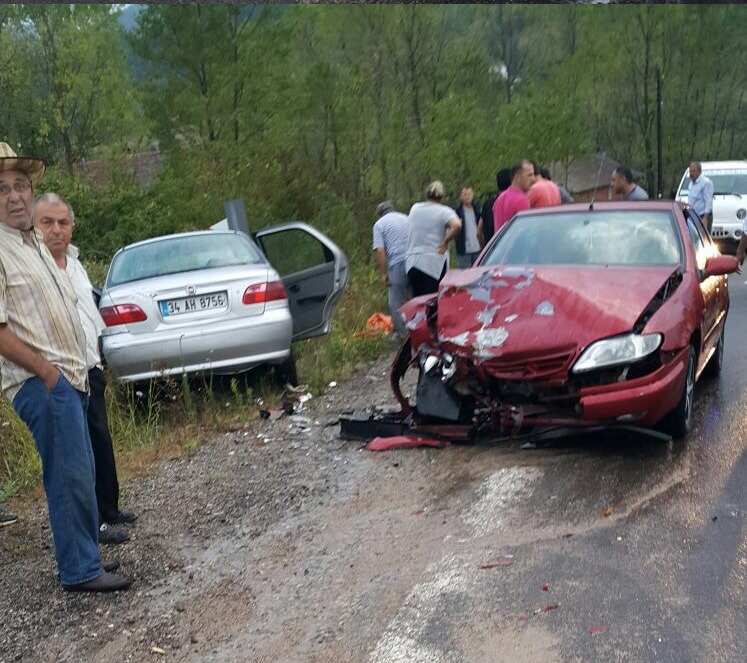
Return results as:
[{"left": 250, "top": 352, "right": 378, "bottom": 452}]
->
[
  {"left": 549, "top": 153, "right": 642, "bottom": 203},
  {"left": 76, "top": 150, "right": 163, "bottom": 189}
]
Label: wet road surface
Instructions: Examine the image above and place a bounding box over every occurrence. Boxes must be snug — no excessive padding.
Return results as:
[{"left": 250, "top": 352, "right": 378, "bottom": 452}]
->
[{"left": 2, "top": 280, "right": 745, "bottom": 663}]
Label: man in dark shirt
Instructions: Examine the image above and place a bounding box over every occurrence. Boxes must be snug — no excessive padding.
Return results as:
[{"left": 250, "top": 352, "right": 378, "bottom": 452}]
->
[{"left": 480, "top": 168, "right": 512, "bottom": 247}]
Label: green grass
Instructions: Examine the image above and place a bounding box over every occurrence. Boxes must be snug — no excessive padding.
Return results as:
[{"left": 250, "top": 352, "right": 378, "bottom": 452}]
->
[{"left": 0, "top": 262, "right": 393, "bottom": 498}]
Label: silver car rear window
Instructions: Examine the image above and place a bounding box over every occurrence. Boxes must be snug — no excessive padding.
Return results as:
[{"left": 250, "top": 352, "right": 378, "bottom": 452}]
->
[{"left": 108, "top": 234, "right": 264, "bottom": 286}]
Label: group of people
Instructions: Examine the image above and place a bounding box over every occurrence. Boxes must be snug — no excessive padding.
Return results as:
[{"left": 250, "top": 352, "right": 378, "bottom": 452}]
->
[
  {"left": 373, "top": 158, "right": 713, "bottom": 333},
  {"left": 0, "top": 143, "right": 135, "bottom": 593},
  {"left": 373, "top": 159, "right": 576, "bottom": 334}
]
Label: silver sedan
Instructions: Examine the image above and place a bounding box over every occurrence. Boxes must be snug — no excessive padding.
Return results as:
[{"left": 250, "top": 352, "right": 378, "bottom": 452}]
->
[{"left": 99, "top": 223, "right": 348, "bottom": 383}]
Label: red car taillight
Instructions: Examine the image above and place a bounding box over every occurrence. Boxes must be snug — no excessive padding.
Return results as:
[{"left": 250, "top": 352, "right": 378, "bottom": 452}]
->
[
  {"left": 100, "top": 304, "right": 148, "bottom": 327},
  {"left": 242, "top": 281, "right": 287, "bottom": 305}
]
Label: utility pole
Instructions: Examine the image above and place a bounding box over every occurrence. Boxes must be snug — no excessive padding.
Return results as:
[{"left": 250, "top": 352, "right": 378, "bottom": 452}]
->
[{"left": 656, "top": 66, "right": 663, "bottom": 199}]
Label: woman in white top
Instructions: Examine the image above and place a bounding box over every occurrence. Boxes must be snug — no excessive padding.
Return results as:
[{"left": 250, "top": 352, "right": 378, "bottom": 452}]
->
[{"left": 405, "top": 180, "right": 462, "bottom": 296}]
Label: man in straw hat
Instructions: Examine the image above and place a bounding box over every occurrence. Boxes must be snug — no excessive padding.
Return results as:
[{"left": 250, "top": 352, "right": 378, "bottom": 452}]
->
[{"left": 0, "top": 142, "right": 130, "bottom": 592}]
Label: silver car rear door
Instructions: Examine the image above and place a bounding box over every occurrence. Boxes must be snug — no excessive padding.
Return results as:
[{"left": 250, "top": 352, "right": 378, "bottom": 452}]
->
[{"left": 254, "top": 222, "right": 349, "bottom": 341}]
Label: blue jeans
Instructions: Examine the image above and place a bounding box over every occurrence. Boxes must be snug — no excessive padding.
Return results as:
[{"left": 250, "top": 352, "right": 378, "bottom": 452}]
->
[{"left": 13, "top": 375, "right": 102, "bottom": 586}]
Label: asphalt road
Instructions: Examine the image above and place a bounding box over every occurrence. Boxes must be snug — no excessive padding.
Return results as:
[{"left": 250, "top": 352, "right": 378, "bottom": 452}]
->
[{"left": 2, "top": 277, "right": 745, "bottom": 663}]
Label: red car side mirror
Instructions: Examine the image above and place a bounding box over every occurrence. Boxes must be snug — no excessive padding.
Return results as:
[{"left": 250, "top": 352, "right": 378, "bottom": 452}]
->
[{"left": 703, "top": 255, "right": 739, "bottom": 278}]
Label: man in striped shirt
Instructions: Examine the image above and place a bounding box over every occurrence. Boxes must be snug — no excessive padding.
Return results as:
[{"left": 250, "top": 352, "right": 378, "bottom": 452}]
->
[{"left": 0, "top": 142, "right": 129, "bottom": 592}]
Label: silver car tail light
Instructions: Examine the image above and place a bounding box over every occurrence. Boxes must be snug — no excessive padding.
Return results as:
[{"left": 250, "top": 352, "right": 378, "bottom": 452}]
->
[
  {"left": 100, "top": 304, "right": 148, "bottom": 327},
  {"left": 242, "top": 281, "right": 287, "bottom": 305}
]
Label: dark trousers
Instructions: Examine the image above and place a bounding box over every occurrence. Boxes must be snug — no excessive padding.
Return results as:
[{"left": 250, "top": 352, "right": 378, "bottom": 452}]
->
[
  {"left": 87, "top": 367, "right": 120, "bottom": 521},
  {"left": 408, "top": 265, "right": 446, "bottom": 297}
]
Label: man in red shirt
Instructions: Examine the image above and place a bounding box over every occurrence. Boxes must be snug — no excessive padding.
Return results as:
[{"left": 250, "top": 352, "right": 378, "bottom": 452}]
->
[
  {"left": 528, "top": 163, "right": 562, "bottom": 208},
  {"left": 493, "top": 160, "right": 535, "bottom": 234}
]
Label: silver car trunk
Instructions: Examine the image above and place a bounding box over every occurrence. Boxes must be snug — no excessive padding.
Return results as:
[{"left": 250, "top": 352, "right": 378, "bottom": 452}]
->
[{"left": 101, "top": 264, "right": 271, "bottom": 336}]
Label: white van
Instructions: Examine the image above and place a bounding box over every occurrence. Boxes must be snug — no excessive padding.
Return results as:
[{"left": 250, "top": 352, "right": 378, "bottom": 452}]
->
[{"left": 675, "top": 160, "right": 747, "bottom": 252}]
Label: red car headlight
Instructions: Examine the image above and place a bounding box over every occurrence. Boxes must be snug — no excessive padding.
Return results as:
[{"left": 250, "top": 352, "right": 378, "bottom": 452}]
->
[{"left": 572, "top": 333, "right": 663, "bottom": 374}]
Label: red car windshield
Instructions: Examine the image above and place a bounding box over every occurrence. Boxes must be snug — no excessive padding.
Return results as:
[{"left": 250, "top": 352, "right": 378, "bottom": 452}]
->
[{"left": 482, "top": 211, "right": 682, "bottom": 267}]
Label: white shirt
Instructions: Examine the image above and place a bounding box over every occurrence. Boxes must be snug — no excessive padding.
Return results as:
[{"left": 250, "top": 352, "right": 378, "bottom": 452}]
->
[
  {"left": 688, "top": 175, "right": 714, "bottom": 217},
  {"left": 463, "top": 206, "right": 480, "bottom": 254},
  {"left": 372, "top": 211, "right": 409, "bottom": 267},
  {"left": 405, "top": 202, "right": 455, "bottom": 280},
  {"left": 65, "top": 245, "right": 105, "bottom": 370}
]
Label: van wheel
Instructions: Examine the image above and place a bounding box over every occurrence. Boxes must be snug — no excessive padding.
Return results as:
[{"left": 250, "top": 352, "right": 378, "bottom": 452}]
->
[{"left": 664, "top": 346, "right": 696, "bottom": 439}]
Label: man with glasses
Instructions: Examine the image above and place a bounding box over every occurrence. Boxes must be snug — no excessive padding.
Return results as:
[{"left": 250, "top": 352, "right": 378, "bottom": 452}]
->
[{"left": 0, "top": 142, "right": 129, "bottom": 592}]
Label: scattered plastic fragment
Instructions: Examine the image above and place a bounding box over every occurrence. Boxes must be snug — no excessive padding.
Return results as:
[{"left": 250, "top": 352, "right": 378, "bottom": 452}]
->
[
  {"left": 535, "top": 604, "right": 560, "bottom": 614},
  {"left": 151, "top": 646, "right": 166, "bottom": 655},
  {"left": 367, "top": 435, "right": 448, "bottom": 451},
  {"left": 542, "top": 583, "right": 550, "bottom": 592},
  {"left": 589, "top": 625, "right": 609, "bottom": 636},
  {"left": 479, "top": 557, "right": 514, "bottom": 569},
  {"left": 328, "top": 381, "right": 338, "bottom": 389},
  {"left": 602, "top": 507, "right": 613, "bottom": 518},
  {"left": 355, "top": 312, "right": 394, "bottom": 337}
]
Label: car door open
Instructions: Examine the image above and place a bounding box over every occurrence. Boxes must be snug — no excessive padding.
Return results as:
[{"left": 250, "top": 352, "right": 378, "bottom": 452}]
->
[{"left": 255, "top": 222, "right": 349, "bottom": 341}]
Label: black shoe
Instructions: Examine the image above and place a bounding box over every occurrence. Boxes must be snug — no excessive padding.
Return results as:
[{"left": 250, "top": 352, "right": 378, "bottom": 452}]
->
[
  {"left": 0, "top": 507, "right": 17, "bottom": 527},
  {"left": 64, "top": 572, "right": 131, "bottom": 593},
  {"left": 102, "top": 509, "right": 138, "bottom": 525},
  {"left": 103, "top": 560, "right": 120, "bottom": 573},
  {"left": 99, "top": 524, "right": 130, "bottom": 545}
]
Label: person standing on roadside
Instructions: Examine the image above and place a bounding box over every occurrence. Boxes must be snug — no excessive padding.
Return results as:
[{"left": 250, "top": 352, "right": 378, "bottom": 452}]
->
[
  {"left": 372, "top": 200, "right": 410, "bottom": 337},
  {"left": 454, "top": 186, "right": 482, "bottom": 268},
  {"left": 687, "top": 161, "right": 714, "bottom": 232},
  {"left": 0, "top": 142, "right": 129, "bottom": 592},
  {"left": 492, "top": 160, "right": 535, "bottom": 235},
  {"left": 528, "top": 163, "right": 562, "bottom": 209},
  {"left": 481, "top": 168, "right": 512, "bottom": 247},
  {"left": 610, "top": 166, "right": 649, "bottom": 201},
  {"left": 35, "top": 192, "right": 137, "bottom": 545},
  {"left": 405, "top": 181, "right": 462, "bottom": 297}
]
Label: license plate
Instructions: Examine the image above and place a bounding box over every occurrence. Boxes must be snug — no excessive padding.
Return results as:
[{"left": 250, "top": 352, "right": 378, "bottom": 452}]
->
[{"left": 159, "top": 291, "right": 227, "bottom": 317}]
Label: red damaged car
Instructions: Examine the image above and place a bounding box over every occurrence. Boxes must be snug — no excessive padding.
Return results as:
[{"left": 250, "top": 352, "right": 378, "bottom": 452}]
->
[{"left": 392, "top": 201, "right": 738, "bottom": 440}]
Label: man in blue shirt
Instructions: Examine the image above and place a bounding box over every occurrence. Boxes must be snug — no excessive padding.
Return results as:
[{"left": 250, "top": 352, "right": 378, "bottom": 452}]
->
[
  {"left": 687, "top": 161, "right": 714, "bottom": 232},
  {"left": 373, "top": 200, "right": 410, "bottom": 337}
]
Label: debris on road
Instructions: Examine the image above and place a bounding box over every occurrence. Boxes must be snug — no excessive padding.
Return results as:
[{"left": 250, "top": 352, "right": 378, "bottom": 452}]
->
[
  {"left": 479, "top": 556, "right": 514, "bottom": 569},
  {"left": 367, "top": 435, "right": 449, "bottom": 451},
  {"left": 151, "top": 646, "right": 166, "bottom": 655},
  {"left": 542, "top": 583, "right": 550, "bottom": 592},
  {"left": 589, "top": 625, "right": 609, "bottom": 636},
  {"left": 602, "top": 507, "right": 614, "bottom": 518},
  {"left": 535, "top": 604, "right": 560, "bottom": 614}
]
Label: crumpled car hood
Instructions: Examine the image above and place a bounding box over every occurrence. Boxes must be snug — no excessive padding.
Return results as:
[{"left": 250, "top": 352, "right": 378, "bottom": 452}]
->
[{"left": 435, "top": 265, "right": 678, "bottom": 364}]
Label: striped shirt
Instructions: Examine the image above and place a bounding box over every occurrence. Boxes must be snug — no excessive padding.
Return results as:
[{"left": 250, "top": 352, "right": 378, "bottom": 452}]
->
[
  {"left": 0, "top": 223, "right": 88, "bottom": 402},
  {"left": 373, "top": 211, "right": 409, "bottom": 267}
]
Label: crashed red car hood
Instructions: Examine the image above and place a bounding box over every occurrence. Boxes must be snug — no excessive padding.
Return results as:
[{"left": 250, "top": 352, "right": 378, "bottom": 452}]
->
[{"left": 435, "top": 265, "right": 677, "bottom": 367}]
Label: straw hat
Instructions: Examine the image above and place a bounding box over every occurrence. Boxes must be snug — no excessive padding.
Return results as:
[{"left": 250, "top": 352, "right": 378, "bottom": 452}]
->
[{"left": 0, "top": 142, "right": 46, "bottom": 185}]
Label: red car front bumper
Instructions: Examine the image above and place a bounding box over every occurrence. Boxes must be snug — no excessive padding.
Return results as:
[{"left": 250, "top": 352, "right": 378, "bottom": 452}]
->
[{"left": 578, "top": 347, "right": 688, "bottom": 426}]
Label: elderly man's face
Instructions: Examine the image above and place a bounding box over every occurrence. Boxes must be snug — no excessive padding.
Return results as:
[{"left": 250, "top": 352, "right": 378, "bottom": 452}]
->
[
  {"left": 689, "top": 163, "right": 701, "bottom": 182},
  {"left": 0, "top": 170, "right": 33, "bottom": 230},
  {"left": 34, "top": 200, "right": 74, "bottom": 256}
]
